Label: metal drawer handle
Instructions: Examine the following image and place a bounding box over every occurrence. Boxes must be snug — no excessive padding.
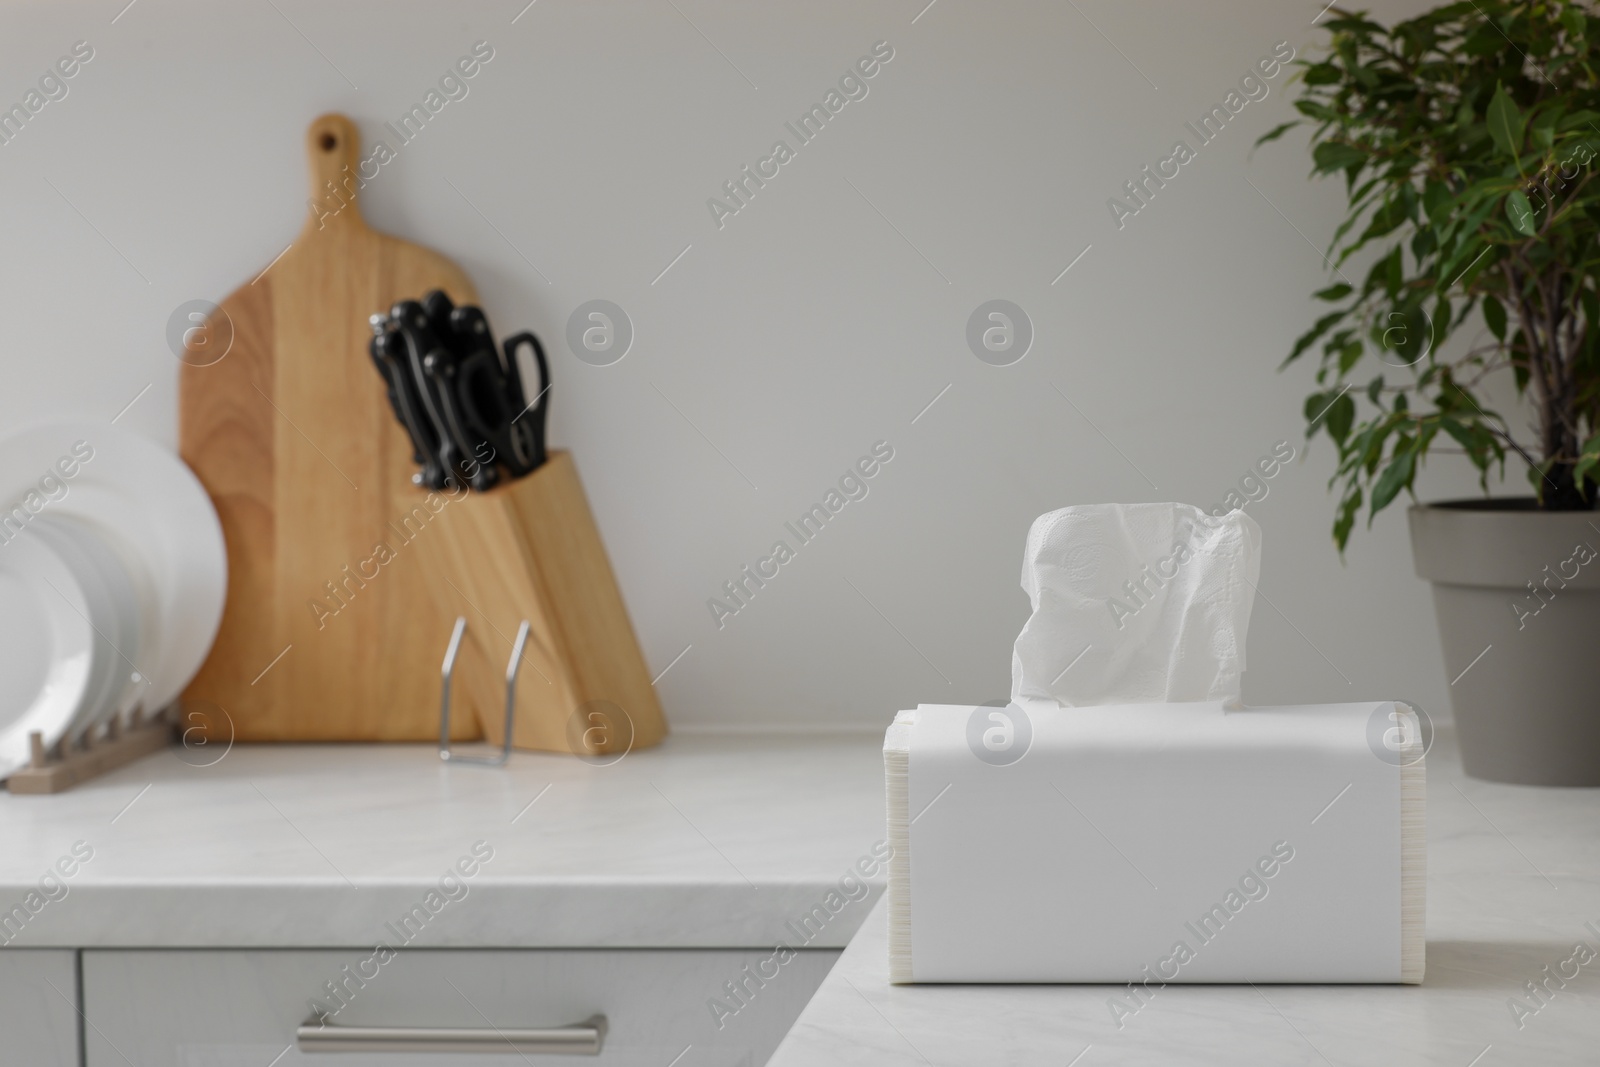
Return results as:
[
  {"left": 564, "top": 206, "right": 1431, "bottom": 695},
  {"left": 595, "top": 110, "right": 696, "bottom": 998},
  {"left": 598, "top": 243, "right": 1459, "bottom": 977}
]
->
[{"left": 297, "top": 1013, "right": 606, "bottom": 1054}]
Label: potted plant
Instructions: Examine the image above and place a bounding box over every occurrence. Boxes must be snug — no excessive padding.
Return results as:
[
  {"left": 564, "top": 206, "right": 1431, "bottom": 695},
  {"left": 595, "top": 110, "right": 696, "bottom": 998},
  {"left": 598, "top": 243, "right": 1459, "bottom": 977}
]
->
[{"left": 1268, "top": 1, "right": 1600, "bottom": 784}]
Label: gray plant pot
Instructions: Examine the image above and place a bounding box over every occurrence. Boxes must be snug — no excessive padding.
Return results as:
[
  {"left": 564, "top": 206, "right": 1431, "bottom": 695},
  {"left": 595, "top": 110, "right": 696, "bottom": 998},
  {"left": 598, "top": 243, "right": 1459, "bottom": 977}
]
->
[{"left": 1409, "top": 500, "right": 1600, "bottom": 786}]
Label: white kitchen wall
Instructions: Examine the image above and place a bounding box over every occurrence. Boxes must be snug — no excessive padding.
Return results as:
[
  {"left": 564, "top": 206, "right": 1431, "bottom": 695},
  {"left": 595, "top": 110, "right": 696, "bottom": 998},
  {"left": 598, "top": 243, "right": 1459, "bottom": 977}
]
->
[{"left": 0, "top": 0, "right": 1512, "bottom": 729}]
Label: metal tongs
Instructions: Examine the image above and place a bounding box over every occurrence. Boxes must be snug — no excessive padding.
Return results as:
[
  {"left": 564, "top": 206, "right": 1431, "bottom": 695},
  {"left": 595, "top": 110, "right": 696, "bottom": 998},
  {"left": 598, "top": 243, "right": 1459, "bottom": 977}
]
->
[{"left": 368, "top": 291, "right": 550, "bottom": 491}]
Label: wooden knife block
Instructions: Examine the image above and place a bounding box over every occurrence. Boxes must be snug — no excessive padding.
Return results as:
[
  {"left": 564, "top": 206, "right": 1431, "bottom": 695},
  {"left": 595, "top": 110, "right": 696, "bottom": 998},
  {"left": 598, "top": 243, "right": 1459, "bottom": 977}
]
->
[{"left": 415, "top": 451, "right": 667, "bottom": 755}]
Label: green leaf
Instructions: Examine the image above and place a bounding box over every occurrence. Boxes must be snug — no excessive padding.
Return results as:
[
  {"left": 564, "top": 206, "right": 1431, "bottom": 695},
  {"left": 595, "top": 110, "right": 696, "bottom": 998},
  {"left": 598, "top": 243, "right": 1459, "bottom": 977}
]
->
[
  {"left": 1362, "top": 197, "right": 1410, "bottom": 241},
  {"left": 1294, "top": 100, "right": 1338, "bottom": 122},
  {"left": 1366, "top": 375, "right": 1385, "bottom": 405},
  {"left": 1463, "top": 247, "right": 1500, "bottom": 289},
  {"left": 1574, "top": 432, "right": 1600, "bottom": 497},
  {"left": 1378, "top": 306, "right": 1432, "bottom": 366},
  {"left": 1322, "top": 13, "right": 1386, "bottom": 36},
  {"left": 1322, "top": 182, "right": 1385, "bottom": 259},
  {"left": 1439, "top": 241, "right": 1497, "bottom": 292},
  {"left": 1423, "top": 180, "right": 1452, "bottom": 223},
  {"left": 1253, "top": 121, "right": 1301, "bottom": 151},
  {"left": 1313, "top": 283, "right": 1353, "bottom": 301},
  {"left": 1445, "top": 190, "right": 1503, "bottom": 259},
  {"left": 1325, "top": 391, "right": 1356, "bottom": 443},
  {"left": 1529, "top": 457, "right": 1560, "bottom": 499},
  {"left": 1360, "top": 254, "right": 1391, "bottom": 298},
  {"left": 1411, "top": 226, "right": 1437, "bottom": 260},
  {"left": 1464, "top": 24, "right": 1504, "bottom": 57},
  {"left": 1557, "top": 109, "right": 1600, "bottom": 132},
  {"left": 1333, "top": 486, "right": 1363, "bottom": 553},
  {"left": 1370, "top": 445, "right": 1417, "bottom": 517},
  {"left": 1487, "top": 85, "right": 1526, "bottom": 158},
  {"left": 1506, "top": 189, "right": 1538, "bottom": 236},
  {"left": 1284, "top": 310, "right": 1347, "bottom": 368},
  {"left": 1305, "top": 387, "right": 1357, "bottom": 445},
  {"left": 1530, "top": 106, "right": 1560, "bottom": 152},
  {"left": 1339, "top": 341, "right": 1365, "bottom": 375},
  {"left": 1483, "top": 294, "right": 1507, "bottom": 339},
  {"left": 1305, "top": 391, "right": 1331, "bottom": 431},
  {"left": 1354, "top": 416, "right": 1398, "bottom": 477},
  {"left": 1438, "top": 416, "right": 1481, "bottom": 456},
  {"left": 1313, "top": 141, "right": 1367, "bottom": 174},
  {"left": 1303, "top": 62, "right": 1342, "bottom": 86}
]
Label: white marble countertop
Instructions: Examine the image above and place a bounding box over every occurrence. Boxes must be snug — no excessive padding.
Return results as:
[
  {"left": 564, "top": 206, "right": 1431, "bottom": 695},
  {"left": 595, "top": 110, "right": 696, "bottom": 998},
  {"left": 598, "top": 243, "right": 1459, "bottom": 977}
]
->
[
  {"left": 11, "top": 720, "right": 1599, "bottom": 1063},
  {"left": 769, "top": 723, "right": 1600, "bottom": 1066},
  {"left": 0, "top": 731, "right": 888, "bottom": 949}
]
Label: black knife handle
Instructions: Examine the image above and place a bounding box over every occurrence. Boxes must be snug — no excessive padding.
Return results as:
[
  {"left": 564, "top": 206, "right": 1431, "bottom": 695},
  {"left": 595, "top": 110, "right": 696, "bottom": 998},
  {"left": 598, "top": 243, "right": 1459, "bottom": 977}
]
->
[
  {"left": 392, "top": 301, "right": 498, "bottom": 492},
  {"left": 423, "top": 348, "right": 499, "bottom": 493},
  {"left": 370, "top": 324, "right": 448, "bottom": 490}
]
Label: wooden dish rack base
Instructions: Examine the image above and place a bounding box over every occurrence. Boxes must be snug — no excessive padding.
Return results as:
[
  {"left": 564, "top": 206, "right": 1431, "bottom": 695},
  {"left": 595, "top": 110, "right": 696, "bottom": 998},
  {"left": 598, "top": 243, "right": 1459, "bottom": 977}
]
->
[{"left": 6, "top": 706, "right": 177, "bottom": 795}]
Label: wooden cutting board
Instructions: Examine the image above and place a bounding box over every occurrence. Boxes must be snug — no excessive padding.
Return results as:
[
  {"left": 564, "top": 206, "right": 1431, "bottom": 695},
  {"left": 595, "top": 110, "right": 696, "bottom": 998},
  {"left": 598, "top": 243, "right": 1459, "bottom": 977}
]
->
[
  {"left": 179, "top": 113, "right": 483, "bottom": 740},
  {"left": 180, "top": 113, "right": 668, "bottom": 754}
]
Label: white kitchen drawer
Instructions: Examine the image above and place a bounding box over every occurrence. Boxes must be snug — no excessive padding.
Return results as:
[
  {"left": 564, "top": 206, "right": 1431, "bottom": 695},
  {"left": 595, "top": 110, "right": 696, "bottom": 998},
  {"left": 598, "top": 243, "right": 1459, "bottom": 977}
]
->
[
  {"left": 83, "top": 947, "right": 838, "bottom": 1067},
  {"left": 0, "top": 949, "right": 80, "bottom": 1065}
]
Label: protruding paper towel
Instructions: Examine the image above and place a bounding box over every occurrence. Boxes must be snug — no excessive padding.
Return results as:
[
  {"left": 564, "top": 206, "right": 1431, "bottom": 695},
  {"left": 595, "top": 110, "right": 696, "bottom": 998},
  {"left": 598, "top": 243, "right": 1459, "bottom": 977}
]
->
[{"left": 1010, "top": 503, "right": 1262, "bottom": 711}]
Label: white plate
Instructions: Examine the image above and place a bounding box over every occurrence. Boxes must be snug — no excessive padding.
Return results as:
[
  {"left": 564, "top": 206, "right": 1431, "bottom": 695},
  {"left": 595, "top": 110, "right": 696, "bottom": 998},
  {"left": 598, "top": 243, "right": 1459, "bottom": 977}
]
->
[
  {"left": 72, "top": 515, "right": 148, "bottom": 723},
  {"left": 24, "top": 519, "right": 119, "bottom": 737},
  {"left": 0, "top": 531, "right": 96, "bottom": 778},
  {"left": 0, "top": 423, "right": 226, "bottom": 710},
  {"left": 34, "top": 514, "right": 146, "bottom": 731}
]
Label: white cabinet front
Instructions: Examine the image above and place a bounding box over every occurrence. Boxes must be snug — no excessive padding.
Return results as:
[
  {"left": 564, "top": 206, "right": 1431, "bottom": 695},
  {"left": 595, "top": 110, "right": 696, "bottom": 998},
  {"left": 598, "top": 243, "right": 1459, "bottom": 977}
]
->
[
  {"left": 0, "top": 949, "right": 80, "bottom": 1066},
  {"left": 83, "top": 947, "right": 837, "bottom": 1066}
]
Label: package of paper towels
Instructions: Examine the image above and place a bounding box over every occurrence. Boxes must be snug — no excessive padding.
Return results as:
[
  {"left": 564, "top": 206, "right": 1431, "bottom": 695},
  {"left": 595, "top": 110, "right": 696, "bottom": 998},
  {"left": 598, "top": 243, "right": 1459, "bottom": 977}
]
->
[{"left": 885, "top": 504, "right": 1425, "bottom": 985}]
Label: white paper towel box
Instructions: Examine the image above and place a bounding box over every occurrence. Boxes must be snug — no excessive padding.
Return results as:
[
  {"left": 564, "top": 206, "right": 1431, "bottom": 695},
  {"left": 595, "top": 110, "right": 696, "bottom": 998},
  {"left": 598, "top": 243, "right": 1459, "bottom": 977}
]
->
[{"left": 884, "top": 702, "right": 1424, "bottom": 985}]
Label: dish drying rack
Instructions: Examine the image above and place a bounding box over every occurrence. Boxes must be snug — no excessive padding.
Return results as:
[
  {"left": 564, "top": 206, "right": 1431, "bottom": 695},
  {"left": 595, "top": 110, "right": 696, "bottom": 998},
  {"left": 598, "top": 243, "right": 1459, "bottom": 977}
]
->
[{"left": 6, "top": 704, "right": 177, "bottom": 795}]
